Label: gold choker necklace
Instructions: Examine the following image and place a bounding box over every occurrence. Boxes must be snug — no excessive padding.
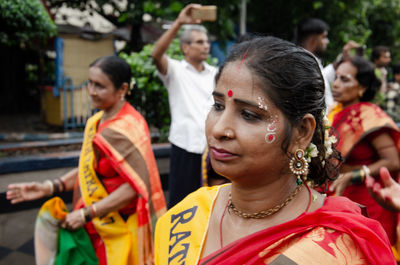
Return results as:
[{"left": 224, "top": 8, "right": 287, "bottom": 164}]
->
[{"left": 228, "top": 185, "right": 302, "bottom": 219}]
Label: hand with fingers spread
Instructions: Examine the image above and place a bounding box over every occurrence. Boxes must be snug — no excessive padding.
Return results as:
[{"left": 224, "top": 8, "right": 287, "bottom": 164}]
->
[
  {"left": 366, "top": 167, "right": 400, "bottom": 212},
  {"left": 7, "top": 181, "right": 53, "bottom": 204},
  {"left": 329, "top": 172, "right": 352, "bottom": 196}
]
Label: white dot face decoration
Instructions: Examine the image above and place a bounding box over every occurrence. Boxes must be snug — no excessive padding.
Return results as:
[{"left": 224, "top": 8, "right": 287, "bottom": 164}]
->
[{"left": 257, "top": 96, "right": 268, "bottom": 112}]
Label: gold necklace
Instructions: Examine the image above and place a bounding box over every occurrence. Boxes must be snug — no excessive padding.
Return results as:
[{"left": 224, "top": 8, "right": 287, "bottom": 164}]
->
[{"left": 228, "top": 185, "right": 302, "bottom": 219}]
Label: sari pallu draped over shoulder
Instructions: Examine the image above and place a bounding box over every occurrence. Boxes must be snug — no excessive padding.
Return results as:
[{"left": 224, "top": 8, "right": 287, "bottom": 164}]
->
[
  {"left": 331, "top": 102, "right": 400, "bottom": 158},
  {"left": 79, "top": 103, "right": 166, "bottom": 265},
  {"left": 155, "top": 186, "right": 396, "bottom": 265},
  {"left": 331, "top": 102, "right": 400, "bottom": 259}
]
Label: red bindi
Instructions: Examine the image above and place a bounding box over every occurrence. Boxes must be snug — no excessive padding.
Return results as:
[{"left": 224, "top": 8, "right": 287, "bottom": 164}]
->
[{"left": 227, "top": 89, "right": 233, "bottom": 97}]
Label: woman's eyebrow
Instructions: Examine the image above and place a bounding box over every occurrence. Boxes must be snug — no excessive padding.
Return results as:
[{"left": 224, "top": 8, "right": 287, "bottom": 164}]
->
[
  {"left": 212, "top": 90, "right": 263, "bottom": 109},
  {"left": 212, "top": 91, "right": 224, "bottom": 98},
  {"left": 234, "top": 98, "right": 259, "bottom": 108}
]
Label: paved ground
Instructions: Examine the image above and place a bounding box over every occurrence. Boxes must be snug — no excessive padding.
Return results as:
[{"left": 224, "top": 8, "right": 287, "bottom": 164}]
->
[{"left": 0, "top": 167, "right": 74, "bottom": 265}]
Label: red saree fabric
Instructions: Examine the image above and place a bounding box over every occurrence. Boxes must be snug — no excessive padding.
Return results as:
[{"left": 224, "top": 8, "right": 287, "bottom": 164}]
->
[
  {"left": 200, "top": 196, "right": 395, "bottom": 265},
  {"left": 331, "top": 102, "right": 400, "bottom": 245}
]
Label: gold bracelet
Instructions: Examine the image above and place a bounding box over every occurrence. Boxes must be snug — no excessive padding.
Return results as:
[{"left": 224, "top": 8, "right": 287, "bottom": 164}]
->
[{"left": 360, "top": 168, "right": 366, "bottom": 182}]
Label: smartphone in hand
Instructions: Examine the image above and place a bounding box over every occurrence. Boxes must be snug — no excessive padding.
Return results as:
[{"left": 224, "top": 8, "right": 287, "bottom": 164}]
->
[{"left": 191, "top": 6, "right": 217, "bottom": 22}]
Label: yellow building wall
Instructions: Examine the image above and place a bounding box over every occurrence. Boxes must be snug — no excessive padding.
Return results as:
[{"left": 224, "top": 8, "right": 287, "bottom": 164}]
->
[{"left": 43, "top": 34, "right": 114, "bottom": 126}]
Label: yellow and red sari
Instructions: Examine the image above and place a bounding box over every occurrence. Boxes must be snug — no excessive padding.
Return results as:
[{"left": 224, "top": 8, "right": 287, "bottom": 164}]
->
[
  {"left": 155, "top": 185, "right": 395, "bottom": 265},
  {"left": 331, "top": 102, "right": 400, "bottom": 258},
  {"left": 76, "top": 102, "right": 166, "bottom": 265}
]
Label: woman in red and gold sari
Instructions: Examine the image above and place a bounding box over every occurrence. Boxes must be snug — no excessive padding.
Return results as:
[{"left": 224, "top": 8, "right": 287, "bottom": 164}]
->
[
  {"left": 329, "top": 56, "right": 400, "bottom": 260},
  {"left": 154, "top": 37, "right": 396, "bottom": 264},
  {"left": 7, "top": 56, "right": 166, "bottom": 265}
]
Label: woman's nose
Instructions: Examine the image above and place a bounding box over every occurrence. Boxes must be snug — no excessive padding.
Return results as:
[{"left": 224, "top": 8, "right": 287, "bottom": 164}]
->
[
  {"left": 211, "top": 110, "right": 234, "bottom": 140},
  {"left": 332, "top": 78, "right": 339, "bottom": 90},
  {"left": 87, "top": 83, "right": 96, "bottom": 95}
]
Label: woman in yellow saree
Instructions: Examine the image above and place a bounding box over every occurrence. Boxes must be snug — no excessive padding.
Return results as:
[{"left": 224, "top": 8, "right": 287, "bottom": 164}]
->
[
  {"left": 154, "top": 37, "right": 396, "bottom": 264},
  {"left": 7, "top": 56, "right": 166, "bottom": 265}
]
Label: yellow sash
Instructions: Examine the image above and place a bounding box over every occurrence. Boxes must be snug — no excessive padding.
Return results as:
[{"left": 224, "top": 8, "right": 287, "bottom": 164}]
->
[
  {"left": 155, "top": 186, "right": 223, "bottom": 265},
  {"left": 79, "top": 111, "right": 140, "bottom": 265}
]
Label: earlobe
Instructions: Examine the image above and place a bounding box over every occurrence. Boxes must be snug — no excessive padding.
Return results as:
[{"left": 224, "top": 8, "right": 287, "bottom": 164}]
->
[{"left": 119, "top": 83, "right": 129, "bottom": 97}]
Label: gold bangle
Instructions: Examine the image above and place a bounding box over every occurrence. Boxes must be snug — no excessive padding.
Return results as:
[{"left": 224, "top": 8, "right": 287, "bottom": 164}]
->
[{"left": 360, "top": 168, "right": 365, "bottom": 182}]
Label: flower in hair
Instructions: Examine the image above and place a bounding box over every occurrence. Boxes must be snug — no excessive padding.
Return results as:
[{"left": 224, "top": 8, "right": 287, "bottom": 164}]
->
[
  {"left": 305, "top": 113, "right": 337, "bottom": 165},
  {"left": 323, "top": 114, "right": 337, "bottom": 160},
  {"left": 305, "top": 143, "right": 318, "bottom": 163}
]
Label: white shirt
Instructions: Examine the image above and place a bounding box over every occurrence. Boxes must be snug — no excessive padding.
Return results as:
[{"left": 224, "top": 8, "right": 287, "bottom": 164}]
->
[
  {"left": 158, "top": 57, "right": 218, "bottom": 154},
  {"left": 317, "top": 59, "right": 334, "bottom": 109}
]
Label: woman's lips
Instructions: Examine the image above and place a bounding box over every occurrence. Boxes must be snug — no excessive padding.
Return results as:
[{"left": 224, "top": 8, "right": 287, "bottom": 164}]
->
[
  {"left": 332, "top": 91, "right": 340, "bottom": 98},
  {"left": 210, "top": 147, "right": 238, "bottom": 161}
]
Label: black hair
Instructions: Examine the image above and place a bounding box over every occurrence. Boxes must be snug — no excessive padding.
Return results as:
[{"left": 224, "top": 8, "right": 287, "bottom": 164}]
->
[
  {"left": 90, "top": 55, "right": 132, "bottom": 90},
  {"left": 343, "top": 56, "right": 381, "bottom": 102},
  {"left": 371, "top": 46, "right": 390, "bottom": 62},
  {"left": 392, "top": 62, "right": 400, "bottom": 75},
  {"left": 215, "top": 36, "right": 341, "bottom": 186},
  {"left": 295, "top": 18, "right": 330, "bottom": 45}
]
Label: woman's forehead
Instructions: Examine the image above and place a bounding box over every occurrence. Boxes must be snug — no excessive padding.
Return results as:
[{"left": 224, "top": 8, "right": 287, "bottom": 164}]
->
[{"left": 216, "top": 62, "right": 270, "bottom": 100}]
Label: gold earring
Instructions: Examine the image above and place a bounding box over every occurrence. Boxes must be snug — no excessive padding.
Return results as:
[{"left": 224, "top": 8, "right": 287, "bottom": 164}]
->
[{"left": 289, "top": 149, "right": 309, "bottom": 185}]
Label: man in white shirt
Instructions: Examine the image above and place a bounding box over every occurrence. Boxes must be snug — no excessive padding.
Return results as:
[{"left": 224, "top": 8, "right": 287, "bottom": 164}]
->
[
  {"left": 152, "top": 4, "right": 217, "bottom": 208},
  {"left": 295, "top": 18, "right": 334, "bottom": 109}
]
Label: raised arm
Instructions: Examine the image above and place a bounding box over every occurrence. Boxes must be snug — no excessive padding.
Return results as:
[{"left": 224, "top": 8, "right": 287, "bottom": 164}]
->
[{"left": 151, "top": 3, "right": 201, "bottom": 75}]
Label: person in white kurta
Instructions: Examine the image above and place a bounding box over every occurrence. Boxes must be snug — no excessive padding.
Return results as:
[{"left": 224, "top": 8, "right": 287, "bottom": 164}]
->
[{"left": 152, "top": 4, "right": 217, "bottom": 208}]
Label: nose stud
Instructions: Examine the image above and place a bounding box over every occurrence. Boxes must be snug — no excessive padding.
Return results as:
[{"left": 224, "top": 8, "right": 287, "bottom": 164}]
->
[{"left": 225, "top": 132, "right": 232, "bottom": 138}]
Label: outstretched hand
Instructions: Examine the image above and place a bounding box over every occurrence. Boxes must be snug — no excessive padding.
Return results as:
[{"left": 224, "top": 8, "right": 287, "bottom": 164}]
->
[
  {"left": 7, "top": 182, "right": 51, "bottom": 204},
  {"left": 366, "top": 167, "right": 400, "bottom": 212},
  {"left": 177, "top": 4, "right": 202, "bottom": 25}
]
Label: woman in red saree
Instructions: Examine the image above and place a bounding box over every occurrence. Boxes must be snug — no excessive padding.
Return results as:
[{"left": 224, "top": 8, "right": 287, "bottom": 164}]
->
[
  {"left": 7, "top": 56, "right": 166, "bottom": 265},
  {"left": 154, "top": 37, "right": 396, "bottom": 264},
  {"left": 329, "top": 57, "right": 400, "bottom": 258}
]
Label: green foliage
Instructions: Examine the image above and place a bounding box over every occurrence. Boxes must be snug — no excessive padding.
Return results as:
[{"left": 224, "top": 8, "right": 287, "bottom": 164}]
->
[
  {"left": 245, "top": 0, "right": 400, "bottom": 63},
  {"left": 46, "top": 0, "right": 240, "bottom": 51},
  {"left": 120, "top": 39, "right": 217, "bottom": 142},
  {"left": 0, "top": 0, "right": 57, "bottom": 47}
]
